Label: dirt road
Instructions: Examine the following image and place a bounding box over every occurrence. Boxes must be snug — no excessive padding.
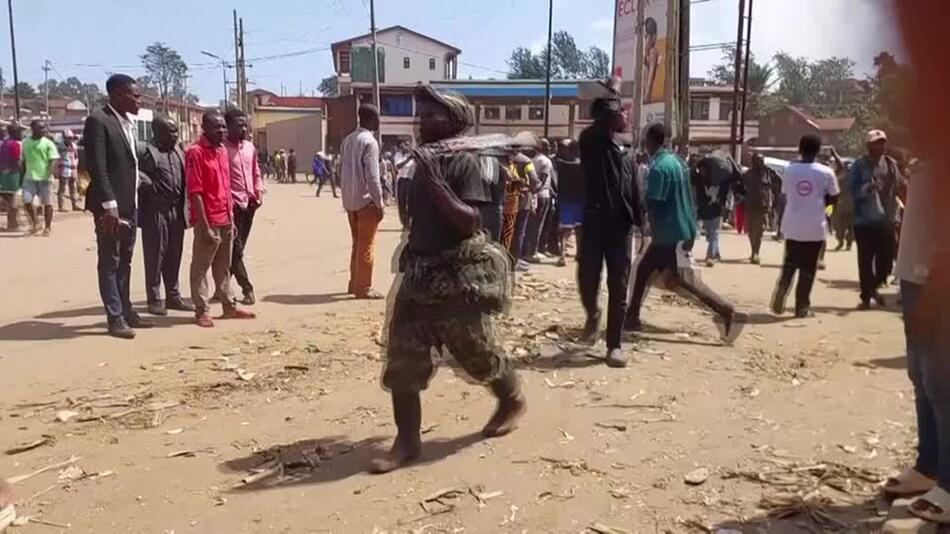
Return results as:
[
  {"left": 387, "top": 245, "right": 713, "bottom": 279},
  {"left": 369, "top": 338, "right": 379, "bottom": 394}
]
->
[{"left": 0, "top": 183, "right": 909, "bottom": 533}]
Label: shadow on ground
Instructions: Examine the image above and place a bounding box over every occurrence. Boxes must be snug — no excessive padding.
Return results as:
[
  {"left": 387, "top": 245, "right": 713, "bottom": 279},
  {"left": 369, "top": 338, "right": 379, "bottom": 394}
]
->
[
  {"left": 262, "top": 293, "right": 351, "bottom": 306},
  {"left": 219, "top": 432, "right": 484, "bottom": 492},
  {"left": 0, "top": 313, "right": 194, "bottom": 341}
]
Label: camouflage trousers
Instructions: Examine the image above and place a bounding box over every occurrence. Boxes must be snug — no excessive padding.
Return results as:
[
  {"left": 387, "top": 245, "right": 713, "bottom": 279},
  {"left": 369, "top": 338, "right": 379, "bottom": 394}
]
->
[{"left": 383, "top": 289, "right": 509, "bottom": 393}]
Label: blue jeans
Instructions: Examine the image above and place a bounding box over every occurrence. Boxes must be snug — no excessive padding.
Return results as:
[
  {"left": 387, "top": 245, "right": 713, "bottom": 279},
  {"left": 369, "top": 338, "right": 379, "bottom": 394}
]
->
[
  {"left": 903, "top": 280, "right": 950, "bottom": 490},
  {"left": 701, "top": 217, "right": 721, "bottom": 260}
]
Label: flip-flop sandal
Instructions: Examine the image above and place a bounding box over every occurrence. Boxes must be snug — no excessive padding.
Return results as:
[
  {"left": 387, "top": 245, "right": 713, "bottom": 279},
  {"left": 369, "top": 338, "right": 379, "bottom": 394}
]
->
[
  {"left": 909, "top": 486, "right": 950, "bottom": 524},
  {"left": 884, "top": 467, "right": 937, "bottom": 496}
]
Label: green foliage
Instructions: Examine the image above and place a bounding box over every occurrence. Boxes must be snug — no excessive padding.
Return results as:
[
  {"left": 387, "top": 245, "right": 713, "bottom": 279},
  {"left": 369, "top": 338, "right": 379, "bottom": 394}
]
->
[
  {"left": 141, "top": 42, "right": 188, "bottom": 112},
  {"left": 507, "top": 31, "right": 611, "bottom": 80},
  {"left": 318, "top": 76, "right": 339, "bottom": 97}
]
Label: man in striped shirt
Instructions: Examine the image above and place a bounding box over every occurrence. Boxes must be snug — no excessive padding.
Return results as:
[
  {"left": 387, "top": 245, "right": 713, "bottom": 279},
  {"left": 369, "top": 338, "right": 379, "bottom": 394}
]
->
[{"left": 340, "top": 104, "right": 384, "bottom": 299}]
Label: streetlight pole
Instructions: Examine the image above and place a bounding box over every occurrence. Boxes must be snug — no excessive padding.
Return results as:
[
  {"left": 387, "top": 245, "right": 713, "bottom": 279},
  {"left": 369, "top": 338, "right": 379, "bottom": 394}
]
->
[
  {"left": 201, "top": 51, "right": 229, "bottom": 112},
  {"left": 369, "top": 0, "right": 381, "bottom": 144},
  {"left": 543, "top": 0, "right": 554, "bottom": 139},
  {"left": 7, "top": 0, "right": 20, "bottom": 121}
]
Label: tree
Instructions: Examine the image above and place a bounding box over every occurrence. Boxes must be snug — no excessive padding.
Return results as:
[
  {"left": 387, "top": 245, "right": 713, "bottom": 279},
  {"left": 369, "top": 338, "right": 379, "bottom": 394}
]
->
[
  {"left": 584, "top": 46, "right": 611, "bottom": 79},
  {"left": 708, "top": 47, "right": 775, "bottom": 94},
  {"left": 507, "top": 33, "right": 611, "bottom": 80},
  {"left": 318, "top": 76, "right": 338, "bottom": 97},
  {"left": 10, "top": 81, "right": 36, "bottom": 100},
  {"left": 140, "top": 42, "right": 188, "bottom": 112}
]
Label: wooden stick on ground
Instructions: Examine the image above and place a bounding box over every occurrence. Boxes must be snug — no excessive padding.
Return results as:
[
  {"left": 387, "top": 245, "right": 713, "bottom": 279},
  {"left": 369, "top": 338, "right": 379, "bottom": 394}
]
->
[{"left": 6, "top": 456, "right": 81, "bottom": 485}]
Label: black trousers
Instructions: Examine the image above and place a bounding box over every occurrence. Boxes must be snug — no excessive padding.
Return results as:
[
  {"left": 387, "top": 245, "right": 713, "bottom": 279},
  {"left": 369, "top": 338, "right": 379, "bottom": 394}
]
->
[
  {"left": 396, "top": 177, "right": 411, "bottom": 228},
  {"left": 626, "top": 242, "right": 734, "bottom": 324},
  {"left": 540, "top": 199, "right": 561, "bottom": 255},
  {"left": 854, "top": 222, "right": 896, "bottom": 301},
  {"left": 95, "top": 218, "right": 136, "bottom": 324},
  {"left": 774, "top": 239, "right": 824, "bottom": 313},
  {"left": 231, "top": 203, "right": 258, "bottom": 295},
  {"left": 578, "top": 215, "right": 633, "bottom": 349},
  {"left": 141, "top": 204, "right": 185, "bottom": 304},
  {"left": 315, "top": 173, "right": 338, "bottom": 197}
]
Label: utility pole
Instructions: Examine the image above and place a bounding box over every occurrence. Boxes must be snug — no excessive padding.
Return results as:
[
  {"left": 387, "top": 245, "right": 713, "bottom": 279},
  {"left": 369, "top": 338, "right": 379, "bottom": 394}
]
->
[
  {"left": 369, "top": 0, "right": 381, "bottom": 143},
  {"left": 738, "top": 0, "right": 754, "bottom": 152},
  {"left": 239, "top": 17, "right": 247, "bottom": 114},
  {"left": 0, "top": 66, "right": 5, "bottom": 119},
  {"left": 542, "top": 0, "right": 554, "bottom": 139},
  {"left": 201, "top": 51, "right": 229, "bottom": 112},
  {"left": 233, "top": 10, "right": 242, "bottom": 115},
  {"left": 42, "top": 59, "right": 51, "bottom": 117},
  {"left": 729, "top": 0, "right": 747, "bottom": 161},
  {"left": 7, "top": 0, "right": 20, "bottom": 121},
  {"left": 181, "top": 74, "right": 190, "bottom": 142}
]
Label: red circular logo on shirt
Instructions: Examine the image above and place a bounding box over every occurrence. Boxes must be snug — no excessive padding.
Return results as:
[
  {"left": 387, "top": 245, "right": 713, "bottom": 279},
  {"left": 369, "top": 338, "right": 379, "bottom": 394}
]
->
[{"left": 796, "top": 180, "right": 814, "bottom": 196}]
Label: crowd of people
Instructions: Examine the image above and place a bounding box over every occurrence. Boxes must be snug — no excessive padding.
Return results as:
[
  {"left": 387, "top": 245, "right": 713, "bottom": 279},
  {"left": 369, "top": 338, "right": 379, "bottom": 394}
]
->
[{"left": 0, "top": 74, "right": 939, "bottom": 519}]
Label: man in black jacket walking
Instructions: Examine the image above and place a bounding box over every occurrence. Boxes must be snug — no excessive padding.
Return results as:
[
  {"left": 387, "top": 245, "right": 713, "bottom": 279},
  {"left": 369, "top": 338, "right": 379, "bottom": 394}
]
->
[
  {"left": 83, "top": 74, "right": 153, "bottom": 338},
  {"left": 577, "top": 93, "right": 643, "bottom": 368}
]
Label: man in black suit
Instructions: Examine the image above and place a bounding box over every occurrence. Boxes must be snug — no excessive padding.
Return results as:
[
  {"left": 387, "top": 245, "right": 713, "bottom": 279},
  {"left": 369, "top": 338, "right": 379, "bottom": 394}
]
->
[
  {"left": 577, "top": 93, "right": 643, "bottom": 368},
  {"left": 83, "top": 74, "right": 154, "bottom": 339}
]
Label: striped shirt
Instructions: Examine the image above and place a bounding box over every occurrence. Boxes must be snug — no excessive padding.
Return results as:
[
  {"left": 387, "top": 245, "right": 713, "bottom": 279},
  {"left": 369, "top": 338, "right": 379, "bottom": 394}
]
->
[{"left": 340, "top": 127, "right": 382, "bottom": 212}]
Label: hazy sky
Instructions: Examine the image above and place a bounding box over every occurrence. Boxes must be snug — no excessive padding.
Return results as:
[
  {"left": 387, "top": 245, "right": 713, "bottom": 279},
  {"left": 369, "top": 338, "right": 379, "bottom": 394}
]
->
[{"left": 7, "top": 0, "right": 901, "bottom": 105}]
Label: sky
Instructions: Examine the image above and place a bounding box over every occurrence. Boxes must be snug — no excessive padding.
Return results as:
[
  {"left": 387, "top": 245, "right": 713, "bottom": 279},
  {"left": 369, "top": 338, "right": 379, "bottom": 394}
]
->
[{"left": 6, "top": 0, "right": 901, "bottom": 106}]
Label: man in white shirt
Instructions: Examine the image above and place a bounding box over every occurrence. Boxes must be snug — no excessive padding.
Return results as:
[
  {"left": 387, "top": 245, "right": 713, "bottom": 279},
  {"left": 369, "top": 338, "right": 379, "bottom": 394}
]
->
[
  {"left": 523, "top": 139, "right": 555, "bottom": 263},
  {"left": 770, "top": 134, "right": 839, "bottom": 318},
  {"left": 340, "top": 104, "right": 384, "bottom": 299}
]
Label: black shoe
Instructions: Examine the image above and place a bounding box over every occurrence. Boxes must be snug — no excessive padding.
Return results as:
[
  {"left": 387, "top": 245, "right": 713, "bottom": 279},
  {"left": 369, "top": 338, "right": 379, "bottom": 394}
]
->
[
  {"left": 127, "top": 313, "right": 155, "bottom": 329},
  {"left": 622, "top": 315, "right": 643, "bottom": 332},
  {"left": 794, "top": 308, "right": 815, "bottom": 318},
  {"left": 166, "top": 298, "right": 196, "bottom": 312},
  {"left": 581, "top": 315, "right": 600, "bottom": 344},
  {"left": 108, "top": 320, "right": 136, "bottom": 339},
  {"left": 146, "top": 301, "right": 168, "bottom": 316},
  {"left": 605, "top": 348, "right": 628, "bottom": 368},
  {"left": 857, "top": 300, "right": 871, "bottom": 311},
  {"left": 241, "top": 291, "right": 256, "bottom": 306}
]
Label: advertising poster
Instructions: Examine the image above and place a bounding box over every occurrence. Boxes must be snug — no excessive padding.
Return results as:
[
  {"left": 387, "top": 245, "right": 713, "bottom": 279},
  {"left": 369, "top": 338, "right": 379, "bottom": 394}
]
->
[{"left": 638, "top": 0, "right": 668, "bottom": 130}]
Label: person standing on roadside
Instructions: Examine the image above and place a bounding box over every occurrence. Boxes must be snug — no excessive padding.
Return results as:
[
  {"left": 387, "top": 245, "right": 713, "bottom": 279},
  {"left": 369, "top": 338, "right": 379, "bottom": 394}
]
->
[
  {"left": 286, "top": 148, "right": 298, "bottom": 183},
  {"left": 224, "top": 109, "right": 264, "bottom": 306},
  {"left": 185, "top": 110, "right": 256, "bottom": 327},
  {"left": 56, "top": 129, "right": 81, "bottom": 212},
  {"left": 770, "top": 135, "right": 839, "bottom": 318},
  {"left": 0, "top": 124, "right": 23, "bottom": 231},
  {"left": 625, "top": 123, "right": 739, "bottom": 342},
  {"left": 850, "top": 129, "right": 902, "bottom": 309},
  {"left": 522, "top": 139, "right": 555, "bottom": 264},
  {"left": 554, "top": 139, "right": 584, "bottom": 267},
  {"left": 84, "top": 74, "right": 154, "bottom": 338},
  {"left": 139, "top": 116, "right": 193, "bottom": 317},
  {"left": 741, "top": 153, "right": 781, "bottom": 264},
  {"left": 21, "top": 120, "right": 60, "bottom": 236},
  {"left": 341, "top": 104, "right": 385, "bottom": 299},
  {"left": 829, "top": 148, "right": 854, "bottom": 251},
  {"left": 577, "top": 94, "right": 643, "bottom": 368}
]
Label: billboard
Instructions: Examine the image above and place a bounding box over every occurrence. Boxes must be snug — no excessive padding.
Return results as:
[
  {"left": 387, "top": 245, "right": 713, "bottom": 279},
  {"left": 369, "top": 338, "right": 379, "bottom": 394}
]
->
[{"left": 612, "top": 0, "right": 685, "bottom": 142}]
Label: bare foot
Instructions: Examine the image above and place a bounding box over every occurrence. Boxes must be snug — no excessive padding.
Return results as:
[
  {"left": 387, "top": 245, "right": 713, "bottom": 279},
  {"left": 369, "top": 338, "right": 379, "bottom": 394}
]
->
[
  {"left": 482, "top": 394, "right": 527, "bottom": 437},
  {"left": 369, "top": 435, "right": 421, "bottom": 474}
]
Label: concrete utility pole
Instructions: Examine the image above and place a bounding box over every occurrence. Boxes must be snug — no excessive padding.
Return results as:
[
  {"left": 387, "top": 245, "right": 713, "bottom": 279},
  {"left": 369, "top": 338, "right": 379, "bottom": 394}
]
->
[
  {"left": 729, "top": 0, "right": 747, "bottom": 160},
  {"left": 239, "top": 17, "right": 247, "bottom": 114},
  {"left": 369, "top": 0, "right": 381, "bottom": 143},
  {"left": 0, "top": 66, "right": 5, "bottom": 119},
  {"left": 42, "top": 59, "right": 51, "bottom": 117},
  {"left": 542, "top": 0, "right": 554, "bottom": 139},
  {"left": 8, "top": 0, "right": 20, "bottom": 121},
  {"left": 233, "top": 10, "right": 242, "bottom": 113},
  {"left": 738, "top": 0, "right": 754, "bottom": 151}
]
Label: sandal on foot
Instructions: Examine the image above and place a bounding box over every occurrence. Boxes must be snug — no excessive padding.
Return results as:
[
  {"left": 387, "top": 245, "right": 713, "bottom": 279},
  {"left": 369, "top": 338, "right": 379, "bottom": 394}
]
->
[
  {"left": 884, "top": 467, "right": 937, "bottom": 496},
  {"left": 909, "top": 486, "right": 950, "bottom": 523}
]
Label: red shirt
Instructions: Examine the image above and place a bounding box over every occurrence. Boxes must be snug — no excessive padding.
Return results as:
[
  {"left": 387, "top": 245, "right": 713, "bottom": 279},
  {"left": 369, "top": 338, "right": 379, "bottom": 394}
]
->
[{"left": 186, "top": 136, "right": 232, "bottom": 227}]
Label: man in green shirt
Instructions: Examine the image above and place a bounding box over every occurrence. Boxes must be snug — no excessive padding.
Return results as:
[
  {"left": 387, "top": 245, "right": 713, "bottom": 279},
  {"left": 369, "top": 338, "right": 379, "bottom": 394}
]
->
[
  {"left": 21, "top": 120, "right": 60, "bottom": 236},
  {"left": 625, "top": 123, "right": 740, "bottom": 342}
]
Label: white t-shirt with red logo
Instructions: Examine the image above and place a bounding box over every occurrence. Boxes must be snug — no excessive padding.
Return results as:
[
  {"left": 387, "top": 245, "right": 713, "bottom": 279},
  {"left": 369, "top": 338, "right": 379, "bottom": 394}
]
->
[{"left": 780, "top": 161, "right": 839, "bottom": 242}]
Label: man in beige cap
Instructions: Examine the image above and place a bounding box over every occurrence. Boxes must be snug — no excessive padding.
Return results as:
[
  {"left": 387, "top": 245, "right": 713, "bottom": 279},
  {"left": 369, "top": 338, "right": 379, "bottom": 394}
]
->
[{"left": 848, "top": 129, "right": 903, "bottom": 309}]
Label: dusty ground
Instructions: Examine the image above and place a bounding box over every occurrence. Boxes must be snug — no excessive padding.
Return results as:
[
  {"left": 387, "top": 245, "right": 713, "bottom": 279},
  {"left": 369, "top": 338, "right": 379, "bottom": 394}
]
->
[{"left": 0, "top": 183, "right": 911, "bottom": 533}]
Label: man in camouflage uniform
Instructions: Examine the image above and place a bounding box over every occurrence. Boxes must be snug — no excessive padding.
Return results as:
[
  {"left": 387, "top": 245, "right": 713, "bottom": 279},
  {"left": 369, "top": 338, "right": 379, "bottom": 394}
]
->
[{"left": 371, "top": 85, "right": 526, "bottom": 474}]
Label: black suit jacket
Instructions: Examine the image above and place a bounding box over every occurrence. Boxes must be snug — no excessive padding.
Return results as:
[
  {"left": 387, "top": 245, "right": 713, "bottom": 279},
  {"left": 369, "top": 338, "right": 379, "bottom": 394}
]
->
[{"left": 83, "top": 105, "right": 137, "bottom": 219}]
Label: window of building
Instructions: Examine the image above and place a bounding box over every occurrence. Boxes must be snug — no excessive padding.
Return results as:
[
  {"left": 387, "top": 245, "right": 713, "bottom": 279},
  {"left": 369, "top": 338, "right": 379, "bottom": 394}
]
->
[
  {"left": 690, "top": 98, "right": 710, "bottom": 120},
  {"left": 403, "top": 57, "right": 411, "bottom": 69},
  {"left": 718, "top": 99, "right": 733, "bottom": 121},
  {"left": 484, "top": 106, "right": 501, "bottom": 120},
  {"left": 577, "top": 102, "right": 593, "bottom": 121},
  {"left": 429, "top": 58, "right": 436, "bottom": 70},
  {"left": 505, "top": 105, "right": 522, "bottom": 121},
  {"left": 528, "top": 106, "right": 544, "bottom": 121},
  {"left": 339, "top": 49, "right": 351, "bottom": 74},
  {"left": 380, "top": 94, "right": 413, "bottom": 117}
]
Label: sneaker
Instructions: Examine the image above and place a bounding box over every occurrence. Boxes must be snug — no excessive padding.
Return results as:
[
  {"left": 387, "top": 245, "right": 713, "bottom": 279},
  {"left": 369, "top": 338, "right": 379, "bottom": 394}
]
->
[
  {"left": 581, "top": 315, "right": 600, "bottom": 344},
  {"left": 750, "top": 254, "right": 760, "bottom": 265},
  {"left": 605, "top": 348, "right": 628, "bottom": 368},
  {"left": 704, "top": 259, "right": 715, "bottom": 268},
  {"left": 146, "top": 301, "right": 168, "bottom": 316},
  {"left": 794, "top": 309, "right": 815, "bottom": 318},
  {"left": 857, "top": 300, "right": 871, "bottom": 311},
  {"left": 166, "top": 298, "right": 196, "bottom": 312},
  {"left": 515, "top": 260, "right": 531, "bottom": 272},
  {"left": 221, "top": 307, "right": 256, "bottom": 320},
  {"left": 525, "top": 254, "right": 542, "bottom": 264},
  {"left": 127, "top": 313, "right": 155, "bottom": 329},
  {"left": 555, "top": 257, "right": 567, "bottom": 267},
  {"left": 41, "top": 228, "right": 51, "bottom": 237}
]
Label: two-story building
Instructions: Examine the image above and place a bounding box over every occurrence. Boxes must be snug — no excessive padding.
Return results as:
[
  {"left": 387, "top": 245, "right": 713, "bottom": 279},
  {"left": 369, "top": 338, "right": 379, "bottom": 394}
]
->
[{"left": 752, "top": 105, "right": 855, "bottom": 158}]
